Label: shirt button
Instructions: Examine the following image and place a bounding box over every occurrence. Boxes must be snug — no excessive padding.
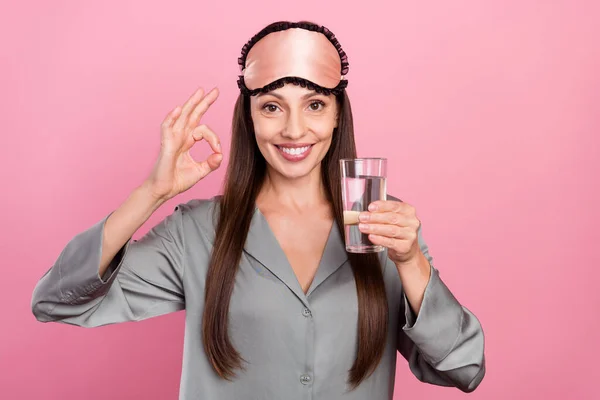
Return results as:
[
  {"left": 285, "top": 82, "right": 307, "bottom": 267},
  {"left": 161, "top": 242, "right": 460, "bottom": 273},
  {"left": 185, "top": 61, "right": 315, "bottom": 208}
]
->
[
  {"left": 300, "top": 374, "right": 312, "bottom": 385},
  {"left": 302, "top": 308, "right": 312, "bottom": 317}
]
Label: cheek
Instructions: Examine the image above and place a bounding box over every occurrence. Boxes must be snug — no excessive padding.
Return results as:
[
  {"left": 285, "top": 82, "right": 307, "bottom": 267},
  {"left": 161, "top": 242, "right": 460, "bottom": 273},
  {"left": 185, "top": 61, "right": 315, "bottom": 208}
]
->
[
  {"left": 310, "top": 118, "right": 336, "bottom": 141},
  {"left": 313, "top": 104, "right": 338, "bottom": 139},
  {"left": 251, "top": 109, "right": 283, "bottom": 141},
  {"left": 253, "top": 121, "right": 283, "bottom": 146}
]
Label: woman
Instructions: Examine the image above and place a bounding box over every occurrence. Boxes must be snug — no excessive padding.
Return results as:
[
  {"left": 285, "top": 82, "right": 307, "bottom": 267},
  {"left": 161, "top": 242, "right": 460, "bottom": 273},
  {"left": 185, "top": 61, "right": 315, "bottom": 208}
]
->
[{"left": 31, "top": 21, "right": 485, "bottom": 399}]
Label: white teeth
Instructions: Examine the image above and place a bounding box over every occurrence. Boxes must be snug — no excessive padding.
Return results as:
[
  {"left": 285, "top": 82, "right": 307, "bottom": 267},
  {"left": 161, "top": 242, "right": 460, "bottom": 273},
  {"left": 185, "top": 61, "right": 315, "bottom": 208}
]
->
[{"left": 281, "top": 146, "right": 310, "bottom": 155}]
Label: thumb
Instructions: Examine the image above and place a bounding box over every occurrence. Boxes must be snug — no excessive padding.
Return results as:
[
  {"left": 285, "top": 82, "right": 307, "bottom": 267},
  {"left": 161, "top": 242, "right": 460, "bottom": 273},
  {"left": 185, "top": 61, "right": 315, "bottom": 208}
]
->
[
  {"left": 206, "top": 153, "right": 223, "bottom": 170},
  {"left": 196, "top": 153, "right": 223, "bottom": 177}
]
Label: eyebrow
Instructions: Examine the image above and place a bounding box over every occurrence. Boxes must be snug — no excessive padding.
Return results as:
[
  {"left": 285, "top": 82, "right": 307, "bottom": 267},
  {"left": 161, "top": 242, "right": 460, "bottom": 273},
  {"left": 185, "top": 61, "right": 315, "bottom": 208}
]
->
[{"left": 257, "top": 90, "right": 321, "bottom": 100}]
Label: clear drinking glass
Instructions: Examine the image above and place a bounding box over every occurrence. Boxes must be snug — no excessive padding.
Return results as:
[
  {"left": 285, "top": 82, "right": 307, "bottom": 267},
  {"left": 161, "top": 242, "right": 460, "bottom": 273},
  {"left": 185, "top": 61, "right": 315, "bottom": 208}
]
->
[{"left": 340, "top": 158, "right": 387, "bottom": 253}]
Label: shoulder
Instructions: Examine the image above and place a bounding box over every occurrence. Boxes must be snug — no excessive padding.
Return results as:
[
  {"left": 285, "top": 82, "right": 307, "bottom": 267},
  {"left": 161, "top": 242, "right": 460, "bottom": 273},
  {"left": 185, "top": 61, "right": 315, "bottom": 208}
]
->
[{"left": 171, "top": 195, "right": 222, "bottom": 240}]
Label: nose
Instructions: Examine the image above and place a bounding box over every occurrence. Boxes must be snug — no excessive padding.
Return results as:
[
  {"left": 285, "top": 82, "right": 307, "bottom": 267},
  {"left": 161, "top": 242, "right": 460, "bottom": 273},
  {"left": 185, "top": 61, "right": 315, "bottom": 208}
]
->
[{"left": 282, "top": 108, "right": 307, "bottom": 140}]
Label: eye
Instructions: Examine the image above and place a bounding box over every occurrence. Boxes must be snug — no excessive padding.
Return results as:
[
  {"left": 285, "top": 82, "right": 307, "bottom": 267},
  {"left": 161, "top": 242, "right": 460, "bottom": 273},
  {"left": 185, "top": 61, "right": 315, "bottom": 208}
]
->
[
  {"left": 262, "top": 103, "right": 280, "bottom": 113},
  {"left": 308, "top": 100, "right": 325, "bottom": 111}
]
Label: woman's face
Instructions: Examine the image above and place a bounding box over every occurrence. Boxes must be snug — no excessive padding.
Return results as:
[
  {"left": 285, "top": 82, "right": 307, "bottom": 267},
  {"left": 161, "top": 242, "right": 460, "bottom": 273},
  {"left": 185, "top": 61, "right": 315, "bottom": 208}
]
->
[{"left": 250, "top": 85, "right": 338, "bottom": 180}]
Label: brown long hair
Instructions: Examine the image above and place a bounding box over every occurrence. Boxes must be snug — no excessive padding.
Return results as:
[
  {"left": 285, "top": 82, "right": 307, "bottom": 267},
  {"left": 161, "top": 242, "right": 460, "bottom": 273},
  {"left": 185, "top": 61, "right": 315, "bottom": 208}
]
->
[{"left": 201, "top": 89, "right": 389, "bottom": 389}]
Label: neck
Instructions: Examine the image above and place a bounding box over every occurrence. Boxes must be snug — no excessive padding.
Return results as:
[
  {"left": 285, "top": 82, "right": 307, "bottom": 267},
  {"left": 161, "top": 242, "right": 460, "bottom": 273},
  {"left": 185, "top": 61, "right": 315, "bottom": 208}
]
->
[{"left": 257, "top": 164, "right": 329, "bottom": 213}]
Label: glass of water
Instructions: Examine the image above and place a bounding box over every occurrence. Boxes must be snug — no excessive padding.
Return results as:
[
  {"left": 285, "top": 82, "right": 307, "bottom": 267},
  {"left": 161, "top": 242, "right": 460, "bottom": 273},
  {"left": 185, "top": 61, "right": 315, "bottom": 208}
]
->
[{"left": 340, "top": 158, "right": 387, "bottom": 253}]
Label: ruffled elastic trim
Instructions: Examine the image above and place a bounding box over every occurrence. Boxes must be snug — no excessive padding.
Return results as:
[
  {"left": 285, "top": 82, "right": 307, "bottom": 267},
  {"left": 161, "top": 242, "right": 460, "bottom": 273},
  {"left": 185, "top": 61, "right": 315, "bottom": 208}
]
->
[
  {"left": 237, "top": 21, "right": 349, "bottom": 96},
  {"left": 237, "top": 76, "right": 348, "bottom": 97}
]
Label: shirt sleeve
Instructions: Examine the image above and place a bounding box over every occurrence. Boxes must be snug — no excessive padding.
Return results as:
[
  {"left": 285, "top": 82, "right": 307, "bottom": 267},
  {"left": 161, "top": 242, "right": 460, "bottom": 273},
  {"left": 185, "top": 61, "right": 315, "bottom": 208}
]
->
[
  {"left": 396, "top": 226, "right": 486, "bottom": 393},
  {"left": 31, "top": 203, "right": 188, "bottom": 328}
]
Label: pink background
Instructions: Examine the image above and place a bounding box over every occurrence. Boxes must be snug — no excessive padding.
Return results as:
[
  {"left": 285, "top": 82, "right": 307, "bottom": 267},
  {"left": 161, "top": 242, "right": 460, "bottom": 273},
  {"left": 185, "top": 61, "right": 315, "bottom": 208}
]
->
[{"left": 2, "top": 1, "right": 599, "bottom": 399}]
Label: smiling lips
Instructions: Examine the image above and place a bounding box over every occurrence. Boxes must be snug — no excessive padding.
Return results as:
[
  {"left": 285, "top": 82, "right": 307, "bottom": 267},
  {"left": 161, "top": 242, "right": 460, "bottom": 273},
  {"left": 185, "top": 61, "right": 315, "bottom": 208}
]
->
[{"left": 275, "top": 144, "right": 314, "bottom": 162}]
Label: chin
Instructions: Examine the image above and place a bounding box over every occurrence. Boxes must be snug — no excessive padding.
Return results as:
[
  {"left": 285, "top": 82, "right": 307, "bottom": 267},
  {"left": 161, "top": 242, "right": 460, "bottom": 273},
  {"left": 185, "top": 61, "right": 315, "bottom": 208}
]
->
[{"left": 274, "top": 163, "right": 320, "bottom": 180}]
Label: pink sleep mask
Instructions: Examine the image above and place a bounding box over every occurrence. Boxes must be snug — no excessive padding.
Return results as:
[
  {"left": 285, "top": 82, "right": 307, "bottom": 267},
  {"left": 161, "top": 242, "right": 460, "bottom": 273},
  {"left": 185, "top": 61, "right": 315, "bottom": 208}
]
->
[{"left": 237, "top": 22, "right": 349, "bottom": 96}]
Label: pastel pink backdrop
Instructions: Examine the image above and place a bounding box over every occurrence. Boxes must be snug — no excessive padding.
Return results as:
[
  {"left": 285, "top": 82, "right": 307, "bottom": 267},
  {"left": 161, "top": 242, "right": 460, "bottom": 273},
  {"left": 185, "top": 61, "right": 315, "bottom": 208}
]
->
[{"left": 1, "top": 1, "right": 598, "bottom": 399}]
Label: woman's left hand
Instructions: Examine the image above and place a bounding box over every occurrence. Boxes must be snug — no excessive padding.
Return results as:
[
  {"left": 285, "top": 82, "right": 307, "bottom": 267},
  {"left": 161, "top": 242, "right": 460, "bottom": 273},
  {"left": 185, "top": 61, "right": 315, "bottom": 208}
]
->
[{"left": 358, "top": 200, "right": 423, "bottom": 267}]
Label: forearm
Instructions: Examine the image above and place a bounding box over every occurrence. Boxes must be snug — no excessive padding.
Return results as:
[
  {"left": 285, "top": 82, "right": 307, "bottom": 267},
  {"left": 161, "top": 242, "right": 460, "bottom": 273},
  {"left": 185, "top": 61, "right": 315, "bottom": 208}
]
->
[
  {"left": 395, "top": 250, "right": 431, "bottom": 315},
  {"left": 99, "top": 183, "right": 166, "bottom": 277},
  {"left": 397, "top": 264, "right": 486, "bottom": 393}
]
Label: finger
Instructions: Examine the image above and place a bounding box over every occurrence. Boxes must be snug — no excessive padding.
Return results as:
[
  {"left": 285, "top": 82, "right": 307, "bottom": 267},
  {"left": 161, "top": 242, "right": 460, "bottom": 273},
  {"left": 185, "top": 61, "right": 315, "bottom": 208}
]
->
[
  {"left": 367, "top": 234, "right": 397, "bottom": 249},
  {"left": 191, "top": 126, "right": 202, "bottom": 141},
  {"left": 191, "top": 124, "right": 221, "bottom": 154},
  {"left": 368, "top": 200, "right": 415, "bottom": 214},
  {"left": 368, "top": 234, "right": 412, "bottom": 252},
  {"left": 173, "top": 87, "right": 205, "bottom": 132},
  {"left": 359, "top": 223, "right": 414, "bottom": 239},
  {"left": 195, "top": 153, "right": 223, "bottom": 178},
  {"left": 359, "top": 211, "right": 416, "bottom": 227},
  {"left": 188, "top": 87, "right": 220, "bottom": 129},
  {"left": 161, "top": 106, "right": 182, "bottom": 131}
]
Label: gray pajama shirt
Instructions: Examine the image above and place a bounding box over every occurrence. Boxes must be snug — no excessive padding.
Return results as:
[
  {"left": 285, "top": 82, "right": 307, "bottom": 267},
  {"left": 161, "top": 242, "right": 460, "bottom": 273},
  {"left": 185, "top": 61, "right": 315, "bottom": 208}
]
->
[{"left": 31, "top": 196, "right": 485, "bottom": 399}]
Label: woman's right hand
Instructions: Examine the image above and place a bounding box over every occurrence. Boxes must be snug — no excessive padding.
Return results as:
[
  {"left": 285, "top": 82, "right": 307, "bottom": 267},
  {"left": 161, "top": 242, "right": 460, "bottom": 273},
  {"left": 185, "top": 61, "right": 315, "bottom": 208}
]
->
[{"left": 144, "top": 87, "right": 223, "bottom": 202}]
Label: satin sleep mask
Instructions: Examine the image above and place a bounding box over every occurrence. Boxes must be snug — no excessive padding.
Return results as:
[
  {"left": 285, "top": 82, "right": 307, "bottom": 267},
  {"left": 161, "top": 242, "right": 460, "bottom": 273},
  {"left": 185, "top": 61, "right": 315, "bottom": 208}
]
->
[{"left": 237, "top": 22, "right": 349, "bottom": 96}]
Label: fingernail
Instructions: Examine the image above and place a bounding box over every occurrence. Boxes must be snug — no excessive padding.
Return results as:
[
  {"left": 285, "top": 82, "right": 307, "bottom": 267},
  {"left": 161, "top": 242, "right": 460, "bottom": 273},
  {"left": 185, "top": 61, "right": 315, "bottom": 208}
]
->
[
  {"left": 359, "top": 212, "right": 369, "bottom": 222},
  {"left": 359, "top": 223, "right": 368, "bottom": 230},
  {"left": 368, "top": 203, "right": 378, "bottom": 211}
]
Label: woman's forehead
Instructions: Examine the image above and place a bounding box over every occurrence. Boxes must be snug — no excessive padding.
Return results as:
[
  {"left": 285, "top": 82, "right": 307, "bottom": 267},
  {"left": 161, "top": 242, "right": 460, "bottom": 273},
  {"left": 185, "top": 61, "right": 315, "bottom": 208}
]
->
[{"left": 255, "top": 86, "right": 329, "bottom": 101}]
